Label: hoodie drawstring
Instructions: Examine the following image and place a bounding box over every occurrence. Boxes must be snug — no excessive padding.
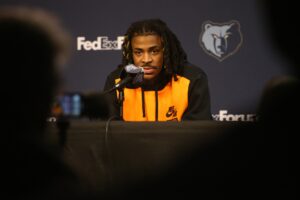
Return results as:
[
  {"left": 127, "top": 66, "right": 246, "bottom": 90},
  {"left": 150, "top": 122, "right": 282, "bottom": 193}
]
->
[
  {"left": 155, "top": 89, "right": 158, "bottom": 121},
  {"left": 142, "top": 88, "right": 146, "bottom": 118},
  {"left": 141, "top": 88, "right": 158, "bottom": 121}
]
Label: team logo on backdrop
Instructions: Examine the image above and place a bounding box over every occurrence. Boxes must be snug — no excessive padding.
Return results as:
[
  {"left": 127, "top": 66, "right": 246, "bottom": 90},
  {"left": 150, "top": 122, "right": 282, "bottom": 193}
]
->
[
  {"left": 199, "top": 20, "right": 243, "bottom": 61},
  {"left": 77, "top": 36, "right": 124, "bottom": 51}
]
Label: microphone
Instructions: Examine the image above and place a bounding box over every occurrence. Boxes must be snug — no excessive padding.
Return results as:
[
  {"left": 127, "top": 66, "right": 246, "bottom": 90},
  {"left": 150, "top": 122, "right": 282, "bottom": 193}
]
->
[
  {"left": 125, "top": 64, "right": 144, "bottom": 74},
  {"left": 104, "top": 64, "right": 144, "bottom": 93},
  {"left": 113, "top": 76, "right": 133, "bottom": 90}
]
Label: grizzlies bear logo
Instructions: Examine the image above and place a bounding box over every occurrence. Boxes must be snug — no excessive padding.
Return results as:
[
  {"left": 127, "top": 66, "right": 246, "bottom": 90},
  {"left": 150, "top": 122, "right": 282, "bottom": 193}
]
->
[{"left": 200, "top": 20, "right": 243, "bottom": 61}]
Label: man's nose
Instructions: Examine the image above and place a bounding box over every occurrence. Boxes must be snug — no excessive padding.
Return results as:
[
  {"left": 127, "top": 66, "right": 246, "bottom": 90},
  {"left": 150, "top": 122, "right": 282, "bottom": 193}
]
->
[{"left": 142, "top": 53, "right": 152, "bottom": 63}]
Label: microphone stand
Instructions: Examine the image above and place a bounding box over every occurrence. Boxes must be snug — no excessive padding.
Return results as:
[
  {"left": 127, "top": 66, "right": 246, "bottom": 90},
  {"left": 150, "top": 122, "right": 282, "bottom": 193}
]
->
[
  {"left": 117, "top": 88, "right": 125, "bottom": 119},
  {"left": 103, "top": 77, "right": 132, "bottom": 120},
  {"left": 103, "top": 67, "right": 144, "bottom": 120}
]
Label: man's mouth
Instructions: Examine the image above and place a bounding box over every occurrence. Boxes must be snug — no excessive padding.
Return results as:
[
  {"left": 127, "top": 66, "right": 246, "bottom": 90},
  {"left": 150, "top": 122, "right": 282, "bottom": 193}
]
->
[
  {"left": 143, "top": 67, "right": 155, "bottom": 74},
  {"left": 142, "top": 66, "right": 160, "bottom": 69}
]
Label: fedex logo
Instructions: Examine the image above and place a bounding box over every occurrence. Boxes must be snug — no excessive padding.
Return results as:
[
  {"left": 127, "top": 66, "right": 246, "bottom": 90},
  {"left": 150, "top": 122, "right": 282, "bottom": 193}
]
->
[{"left": 77, "top": 36, "right": 124, "bottom": 51}]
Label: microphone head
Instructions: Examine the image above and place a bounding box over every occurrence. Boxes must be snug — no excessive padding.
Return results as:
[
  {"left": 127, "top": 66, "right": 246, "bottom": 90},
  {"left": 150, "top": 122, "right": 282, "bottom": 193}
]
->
[
  {"left": 125, "top": 64, "right": 144, "bottom": 74},
  {"left": 123, "top": 64, "right": 144, "bottom": 85}
]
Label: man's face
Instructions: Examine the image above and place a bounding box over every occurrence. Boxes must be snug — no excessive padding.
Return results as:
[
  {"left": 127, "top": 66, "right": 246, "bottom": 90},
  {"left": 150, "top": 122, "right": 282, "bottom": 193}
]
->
[{"left": 131, "top": 34, "right": 164, "bottom": 81}]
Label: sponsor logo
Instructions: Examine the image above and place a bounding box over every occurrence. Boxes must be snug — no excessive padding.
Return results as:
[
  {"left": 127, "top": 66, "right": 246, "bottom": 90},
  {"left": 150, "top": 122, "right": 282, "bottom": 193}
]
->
[
  {"left": 199, "top": 20, "right": 243, "bottom": 61},
  {"left": 166, "top": 106, "right": 177, "bottom": 118},
  {"left": 212, "top": 110, "right": 257, "bottom": 121},
  {"left": 77, "top": 36, "right": 124, "bottom": 51},
  {"left": 166, "top": 118, "right": 178, "bottom": 121}
]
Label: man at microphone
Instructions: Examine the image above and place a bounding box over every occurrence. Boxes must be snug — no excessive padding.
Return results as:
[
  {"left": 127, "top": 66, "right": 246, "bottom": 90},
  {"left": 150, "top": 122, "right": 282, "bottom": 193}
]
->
[{"left": 104, "top": 19, "right": 212, "bottom": 121}]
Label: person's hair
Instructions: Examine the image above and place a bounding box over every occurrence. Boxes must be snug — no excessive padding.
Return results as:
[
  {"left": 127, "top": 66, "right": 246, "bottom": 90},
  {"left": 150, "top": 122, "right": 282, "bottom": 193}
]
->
[
  {"left": 0, "top": 6, "right": 71, "bottom": 137},
  {"left": 0, "top": 6, "right": 71, "bottom": 67},
  {"left": 258, "top": 0, "right": 299, "bottom": 76},
  {"left": 121, "top": 18, "right": 187, "bottom": 80}
]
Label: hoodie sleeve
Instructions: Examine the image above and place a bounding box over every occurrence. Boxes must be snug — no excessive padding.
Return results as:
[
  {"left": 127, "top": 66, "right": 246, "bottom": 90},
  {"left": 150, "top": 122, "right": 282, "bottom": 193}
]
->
[
  {"left": 182, "top": 72, "right": 212, "bottom": 120},
  {"left": 103, "top": 72, "right": 121, "bottom": 120}
]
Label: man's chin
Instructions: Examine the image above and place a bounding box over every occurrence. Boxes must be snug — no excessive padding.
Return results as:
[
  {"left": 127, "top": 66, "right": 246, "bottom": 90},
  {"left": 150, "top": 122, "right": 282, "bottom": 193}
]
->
[{"left": 143, "top": 74, "right": 156, "bottom": 81}]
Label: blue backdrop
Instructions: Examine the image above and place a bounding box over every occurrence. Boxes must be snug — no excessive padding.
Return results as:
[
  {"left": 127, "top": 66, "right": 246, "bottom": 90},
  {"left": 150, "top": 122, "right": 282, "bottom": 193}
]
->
[{"left": 1, "top": 0, "right": 289, "bottom": 120}]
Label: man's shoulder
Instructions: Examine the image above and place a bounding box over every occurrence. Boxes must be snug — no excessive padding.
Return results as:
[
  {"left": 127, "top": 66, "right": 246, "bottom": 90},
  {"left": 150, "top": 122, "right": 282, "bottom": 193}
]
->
[
  {"left": 180, "top": 63, "right": 208, "bottom": 80},
  {"left": 107, "top": 67, "right": 122, "bottom": 79}
]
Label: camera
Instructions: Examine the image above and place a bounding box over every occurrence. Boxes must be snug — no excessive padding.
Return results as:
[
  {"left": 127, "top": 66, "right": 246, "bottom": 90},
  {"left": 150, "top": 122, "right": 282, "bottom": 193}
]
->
[
  {"left": 52, "top": 92, "right": 83, "bottom": 118},
  {"left": 51, "top": 92, "right": 110, "bottom": 119}
]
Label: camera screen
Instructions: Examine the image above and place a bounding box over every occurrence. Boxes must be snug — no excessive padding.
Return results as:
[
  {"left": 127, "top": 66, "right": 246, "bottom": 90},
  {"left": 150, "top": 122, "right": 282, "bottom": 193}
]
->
[{"left": 52, "top": 93, "right": 82, "bottom": 118}]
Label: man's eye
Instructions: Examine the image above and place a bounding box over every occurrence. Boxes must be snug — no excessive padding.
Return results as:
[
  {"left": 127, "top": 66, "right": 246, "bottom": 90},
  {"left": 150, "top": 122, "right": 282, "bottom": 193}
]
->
[
  {"left": 151, "top": 49, "right": 160, "bottom": 54},
  {"left": 134, "top": 51, "right": 142, "bottom": 56}
]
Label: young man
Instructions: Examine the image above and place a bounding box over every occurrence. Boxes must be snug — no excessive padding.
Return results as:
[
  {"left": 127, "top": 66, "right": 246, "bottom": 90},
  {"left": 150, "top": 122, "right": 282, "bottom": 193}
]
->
[{"left": 104, "top": 19, "right": 212, "bottom": 121}]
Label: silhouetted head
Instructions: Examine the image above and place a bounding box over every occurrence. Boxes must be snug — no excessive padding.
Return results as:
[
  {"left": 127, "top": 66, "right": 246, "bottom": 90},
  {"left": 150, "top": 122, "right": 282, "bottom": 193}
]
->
[
  {"left": 258, "top": 1, "right": 299, "bottom": 76},
  {"left": 257, "top": 1, "right": 300, "bottom": 124},
  {"left": 0, "top": 6, "right": 71, "bottom": 138}
]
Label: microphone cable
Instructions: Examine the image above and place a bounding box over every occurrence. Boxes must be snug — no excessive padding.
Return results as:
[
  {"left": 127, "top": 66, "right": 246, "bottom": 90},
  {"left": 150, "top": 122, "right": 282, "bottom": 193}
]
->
[{"left": 103, "top": 115, "right": 120, "bottom": 186}]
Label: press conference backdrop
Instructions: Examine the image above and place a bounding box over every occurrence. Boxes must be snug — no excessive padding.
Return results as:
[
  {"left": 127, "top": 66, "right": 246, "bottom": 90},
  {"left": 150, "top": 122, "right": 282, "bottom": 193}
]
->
[{"left": 1, "top": 0, "right": 290, "bottom": 120}]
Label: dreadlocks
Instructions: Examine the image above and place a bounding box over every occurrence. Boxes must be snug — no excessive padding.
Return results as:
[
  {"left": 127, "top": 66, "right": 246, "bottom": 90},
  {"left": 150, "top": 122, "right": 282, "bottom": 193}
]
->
[{"left": 121, "top": 19, "right": 187, "bottom": 80}]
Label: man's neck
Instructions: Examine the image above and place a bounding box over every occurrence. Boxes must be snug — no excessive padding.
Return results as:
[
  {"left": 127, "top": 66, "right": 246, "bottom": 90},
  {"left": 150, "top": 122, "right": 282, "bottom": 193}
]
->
[{"left": 141, "top": 72, "right": 170, "bottom": 90}]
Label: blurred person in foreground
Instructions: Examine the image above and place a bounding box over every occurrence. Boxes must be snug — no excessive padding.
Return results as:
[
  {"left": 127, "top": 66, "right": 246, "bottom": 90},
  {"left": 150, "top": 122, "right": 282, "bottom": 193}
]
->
[
  {"left": 257, "top": 1, "right": 300, "bottom": 122},
  {"left": 0, "top": 6, "right": 99, "bottom": 199},
  {"left": 104, "top": 18, "right": 212, "bottom": 121},
  {"left": 256, "top": 1, "right": 299, "bottom": 197}
]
